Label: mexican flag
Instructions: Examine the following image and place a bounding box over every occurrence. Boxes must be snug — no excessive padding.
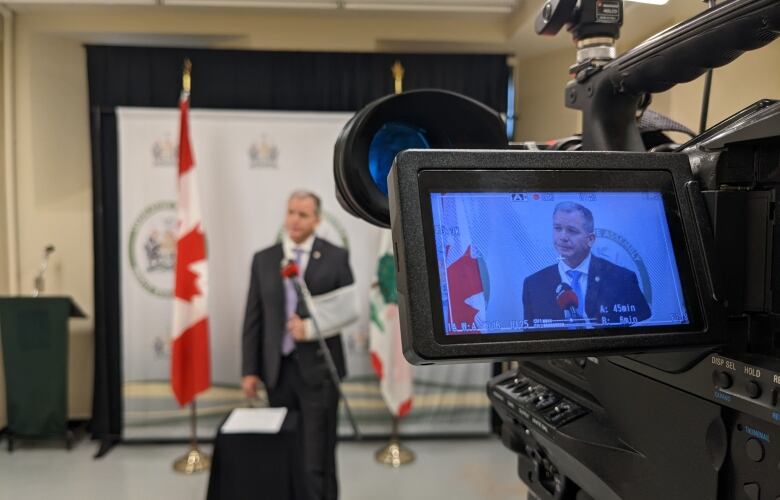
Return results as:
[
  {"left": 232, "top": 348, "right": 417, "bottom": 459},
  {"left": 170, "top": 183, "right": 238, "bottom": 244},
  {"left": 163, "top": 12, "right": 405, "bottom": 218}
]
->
[{"left": 369, "top": 231, "right": 413, "bottom": 418}]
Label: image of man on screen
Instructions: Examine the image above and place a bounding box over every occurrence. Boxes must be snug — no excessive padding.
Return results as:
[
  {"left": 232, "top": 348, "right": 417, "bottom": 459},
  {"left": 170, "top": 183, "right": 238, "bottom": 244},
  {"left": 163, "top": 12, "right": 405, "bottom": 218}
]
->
[{"left": 522, "top": 201, "right": 651, "bottom": 327}]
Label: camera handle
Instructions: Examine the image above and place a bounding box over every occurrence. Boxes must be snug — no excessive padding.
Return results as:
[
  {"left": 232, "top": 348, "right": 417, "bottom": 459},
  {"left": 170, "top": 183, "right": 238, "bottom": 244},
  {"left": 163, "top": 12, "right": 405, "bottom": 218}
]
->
[{"left": 566, "top": 0, "right": 780, "bottom": 151}]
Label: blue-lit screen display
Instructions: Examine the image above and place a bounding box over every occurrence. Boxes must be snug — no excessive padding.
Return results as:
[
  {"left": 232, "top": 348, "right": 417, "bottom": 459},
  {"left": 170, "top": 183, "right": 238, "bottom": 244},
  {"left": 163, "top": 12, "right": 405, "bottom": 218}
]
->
[{"left": 430, "top": 192, "right": 690, "bottom": 335}]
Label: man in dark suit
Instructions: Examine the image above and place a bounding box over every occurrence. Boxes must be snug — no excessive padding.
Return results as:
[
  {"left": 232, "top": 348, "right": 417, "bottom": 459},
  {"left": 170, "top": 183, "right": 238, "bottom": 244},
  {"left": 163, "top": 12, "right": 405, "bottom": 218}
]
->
[
  {"left": 522, "top": 201, "right": 650, "bottom": 327},
  {"left": 242, "top": 190, "right": 354, "bottom": 500}
]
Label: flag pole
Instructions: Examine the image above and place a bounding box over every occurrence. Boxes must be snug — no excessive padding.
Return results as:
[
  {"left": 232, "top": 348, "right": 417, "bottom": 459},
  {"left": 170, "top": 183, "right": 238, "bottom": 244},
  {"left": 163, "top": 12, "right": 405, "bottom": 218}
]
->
[
  {"left": 371, "top": 80, "right": 414, "bottom": 464},
  {"left": 171, "top": 58, "right": 210, "bottom": 474}
]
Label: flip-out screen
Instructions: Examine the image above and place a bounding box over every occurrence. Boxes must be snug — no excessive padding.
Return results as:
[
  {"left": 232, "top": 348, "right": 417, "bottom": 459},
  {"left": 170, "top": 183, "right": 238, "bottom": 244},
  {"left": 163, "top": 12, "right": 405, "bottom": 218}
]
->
[
  {"left": 429, "top": 191, "right": 689, "bottom": 336},
  {"left": 389, "top": 151, "right": 720, "bottom": 363}
]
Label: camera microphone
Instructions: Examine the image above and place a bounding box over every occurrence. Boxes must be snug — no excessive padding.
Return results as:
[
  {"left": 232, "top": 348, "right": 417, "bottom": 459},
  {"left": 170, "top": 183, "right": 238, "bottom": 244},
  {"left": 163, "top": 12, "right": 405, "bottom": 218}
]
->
[{"left": 555, "top": 283, "right": 579, "bottom": 320}]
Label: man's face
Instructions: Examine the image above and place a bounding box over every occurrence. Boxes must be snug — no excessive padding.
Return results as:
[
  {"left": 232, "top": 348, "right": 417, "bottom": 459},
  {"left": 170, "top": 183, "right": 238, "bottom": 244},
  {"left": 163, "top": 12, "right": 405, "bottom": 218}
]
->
[
  {"left": 553, "top": 209, "right": 595, "bottom": 266},
  {"left": 285, "top": 196, "right": 320, "bottom": 244}
]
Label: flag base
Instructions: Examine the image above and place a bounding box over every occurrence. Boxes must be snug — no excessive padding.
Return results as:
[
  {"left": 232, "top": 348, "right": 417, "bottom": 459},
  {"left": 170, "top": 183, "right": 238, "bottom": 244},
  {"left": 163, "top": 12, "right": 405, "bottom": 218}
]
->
[
  {"left": 173, "top": 447, "right": 211, "bottom": 474},
  {"left": 374, "top": 440, "right": 415, "bottom": 467}
]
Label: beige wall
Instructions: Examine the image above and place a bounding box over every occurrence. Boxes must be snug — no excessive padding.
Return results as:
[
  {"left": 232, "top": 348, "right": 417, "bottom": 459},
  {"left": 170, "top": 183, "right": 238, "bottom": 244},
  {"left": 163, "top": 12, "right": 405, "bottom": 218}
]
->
[
  {"left": 0, "top": 31, "right": 7, "bottom": 297},
  {"left": 0, "top": 24, "right": 7, "bottom": 429},
  {"left": 514, "top": 48, "right": 580, "bottom": 142}
]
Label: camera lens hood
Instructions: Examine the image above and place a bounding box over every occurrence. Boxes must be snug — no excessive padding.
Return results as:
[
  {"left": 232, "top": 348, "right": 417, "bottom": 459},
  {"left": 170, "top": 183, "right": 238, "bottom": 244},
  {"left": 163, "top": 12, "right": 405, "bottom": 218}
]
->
[{"left": 333, "top": 89, "right": 508, "bottom": 228}]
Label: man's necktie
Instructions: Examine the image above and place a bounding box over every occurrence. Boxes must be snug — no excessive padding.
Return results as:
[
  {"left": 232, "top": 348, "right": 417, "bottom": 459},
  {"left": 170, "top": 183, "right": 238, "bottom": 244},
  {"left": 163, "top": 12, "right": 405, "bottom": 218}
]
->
[
  {"left": 282, "top": 248, "right": 304, "bottom": 355},
  {"left": 566, "top": 270, "right": 586, "bottom": 319}
]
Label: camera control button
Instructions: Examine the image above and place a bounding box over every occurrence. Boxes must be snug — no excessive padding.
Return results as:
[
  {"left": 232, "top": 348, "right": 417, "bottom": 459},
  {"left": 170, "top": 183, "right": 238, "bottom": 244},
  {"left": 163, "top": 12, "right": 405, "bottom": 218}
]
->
[
  {"left": 745, "top": 438, "right": 765, "bottom": 462},
  {"left": 743, "top": 483, "right": 759, "bottom": 500},
  {"left": 746, "top": 381, "right": 762, "bottom": 399},
  {"left": 713, "top": 371, "right": 733, "bottom": 389}
]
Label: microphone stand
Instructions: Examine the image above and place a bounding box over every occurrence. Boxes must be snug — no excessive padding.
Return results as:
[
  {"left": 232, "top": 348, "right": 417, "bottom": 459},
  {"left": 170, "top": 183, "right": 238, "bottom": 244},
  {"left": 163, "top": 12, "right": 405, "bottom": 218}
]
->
[{"left": 293, "top": 275, "right": 362, "bottom": 440}]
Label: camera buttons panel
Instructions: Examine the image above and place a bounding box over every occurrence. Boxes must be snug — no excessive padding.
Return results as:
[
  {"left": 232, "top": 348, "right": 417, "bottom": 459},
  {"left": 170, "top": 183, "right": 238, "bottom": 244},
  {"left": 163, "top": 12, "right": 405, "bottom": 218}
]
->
[{"left": 490, "top": 371, "right": 588, "bottom": 433}]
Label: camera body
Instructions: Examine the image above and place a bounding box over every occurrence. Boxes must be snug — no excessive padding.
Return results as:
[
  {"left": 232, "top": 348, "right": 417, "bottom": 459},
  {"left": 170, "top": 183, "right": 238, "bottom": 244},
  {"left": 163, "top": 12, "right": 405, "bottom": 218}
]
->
[{"left": 385, "top": 102, "right": 780, "bottom": 500}]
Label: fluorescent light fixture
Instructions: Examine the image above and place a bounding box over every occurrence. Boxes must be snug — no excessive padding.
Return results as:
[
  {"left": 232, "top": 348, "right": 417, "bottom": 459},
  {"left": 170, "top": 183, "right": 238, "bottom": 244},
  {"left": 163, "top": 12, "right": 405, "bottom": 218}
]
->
[
  {"left": 1, "top": 0, "right": 155, "bottom": 4},
  {"left": 625, "top": 0, "right": 669, "bottom": 5},
  {"left": 345, "top": 4, "right": 513, "bottom": 12},
  {"left": 344, "top": 0, "right": 516, "bottom": 13},
  {"left": 163, "top": 0, "right": 338, "bottom": 7}
]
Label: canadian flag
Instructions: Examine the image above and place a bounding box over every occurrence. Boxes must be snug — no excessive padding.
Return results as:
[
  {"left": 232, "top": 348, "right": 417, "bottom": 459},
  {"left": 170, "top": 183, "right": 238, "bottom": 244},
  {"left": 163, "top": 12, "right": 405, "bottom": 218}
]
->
[
  {"left": 442, "top": 196, "right": 487, "bottom": 334},
  {"left": 170, "top": 92, "right": 211, "bottom": 406}
]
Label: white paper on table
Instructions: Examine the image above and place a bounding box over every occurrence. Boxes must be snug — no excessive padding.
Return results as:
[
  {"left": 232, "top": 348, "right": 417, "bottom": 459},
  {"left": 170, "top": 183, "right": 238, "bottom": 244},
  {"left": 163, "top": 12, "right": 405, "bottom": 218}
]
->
[{"left": 220, "top": 407, "right": 288, "bottom": 434}]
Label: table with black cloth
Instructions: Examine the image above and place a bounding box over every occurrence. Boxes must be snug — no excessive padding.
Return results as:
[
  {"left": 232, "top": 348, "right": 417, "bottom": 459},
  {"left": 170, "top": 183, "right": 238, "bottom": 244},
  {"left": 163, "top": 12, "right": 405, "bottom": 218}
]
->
[{"left": 207, "top": 409, "right": 310, "bottom": 500}]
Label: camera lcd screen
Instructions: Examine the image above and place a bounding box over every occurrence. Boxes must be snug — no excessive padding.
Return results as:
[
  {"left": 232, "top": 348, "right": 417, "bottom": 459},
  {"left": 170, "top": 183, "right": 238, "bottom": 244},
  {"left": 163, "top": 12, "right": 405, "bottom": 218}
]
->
[{"left": 429, "top": 191, "right": 690, "bottom": 336}]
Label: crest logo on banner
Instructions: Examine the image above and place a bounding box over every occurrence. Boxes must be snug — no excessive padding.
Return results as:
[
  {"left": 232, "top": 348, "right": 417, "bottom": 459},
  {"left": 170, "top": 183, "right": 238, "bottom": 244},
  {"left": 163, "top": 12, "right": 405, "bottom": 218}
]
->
[
  {"left": 593, "top": 228, "right": 652, "bottom": 303},
  {"left": 151, "top": 134, "right": 179, "bottom": 166},
  {"left": 129, "top": 200, "right": 177, "bottom": 297},
  {"left": 248, "top": 135, "right": 279, "bottom": 168}
]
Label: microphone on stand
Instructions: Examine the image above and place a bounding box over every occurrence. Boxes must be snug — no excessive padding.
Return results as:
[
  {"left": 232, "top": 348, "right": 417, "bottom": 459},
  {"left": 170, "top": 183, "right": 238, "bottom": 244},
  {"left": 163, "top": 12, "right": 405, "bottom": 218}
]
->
[
  {"left": 32, "top": 245, "right": 55, "bottom": 297},
  {"left": 280, "top": 259, "right": 362, "bottom": 439},
  {"left": 281, "top": 260, "right": 310, "bottom": 319},
  {"left": 555, "top": 282, "right": 579, "bottom": 320}
]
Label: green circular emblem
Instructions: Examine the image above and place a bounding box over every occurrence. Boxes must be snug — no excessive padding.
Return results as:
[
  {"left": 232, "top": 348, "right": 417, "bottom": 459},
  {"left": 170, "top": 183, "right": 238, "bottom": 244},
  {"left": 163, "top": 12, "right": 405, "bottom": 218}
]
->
[
  {"left": 595, "top": 228, "right": 652, "bottom": 304},
  {"left": 128, "top": 201, "right": 177, "bottom": 298}
]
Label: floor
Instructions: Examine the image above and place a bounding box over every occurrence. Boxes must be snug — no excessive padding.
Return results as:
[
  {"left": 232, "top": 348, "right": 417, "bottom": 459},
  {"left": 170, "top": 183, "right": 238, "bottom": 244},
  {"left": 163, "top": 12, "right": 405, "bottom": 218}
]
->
[{"left": 0, "top": 435, "right": 528, "bottom": 500}]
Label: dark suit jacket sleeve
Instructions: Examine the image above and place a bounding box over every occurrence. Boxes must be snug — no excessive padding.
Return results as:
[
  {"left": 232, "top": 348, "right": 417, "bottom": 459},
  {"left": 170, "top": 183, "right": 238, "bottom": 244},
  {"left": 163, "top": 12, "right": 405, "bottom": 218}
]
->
[{"left": 241, "top": 253, "right": 264, "bottom": 378}]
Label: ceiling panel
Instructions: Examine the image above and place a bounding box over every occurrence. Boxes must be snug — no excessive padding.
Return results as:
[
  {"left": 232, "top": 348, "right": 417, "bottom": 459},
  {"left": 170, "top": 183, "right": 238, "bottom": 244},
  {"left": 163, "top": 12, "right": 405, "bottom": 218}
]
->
[
  {"left": 162, "top": 0, "right": 338, "bottom": 7},
  {"left": 3, "top": 0, "right": 520, "bottom": 12},
  {"left": 344, "top": 0, "right": 518, "bottom": 12}
]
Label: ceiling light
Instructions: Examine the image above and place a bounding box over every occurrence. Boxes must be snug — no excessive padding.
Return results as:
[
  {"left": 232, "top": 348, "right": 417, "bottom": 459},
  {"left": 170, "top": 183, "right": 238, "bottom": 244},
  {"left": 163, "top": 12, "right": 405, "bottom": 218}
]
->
[{"left": 624, "top": 0, "right": 669, "bottom": 5}]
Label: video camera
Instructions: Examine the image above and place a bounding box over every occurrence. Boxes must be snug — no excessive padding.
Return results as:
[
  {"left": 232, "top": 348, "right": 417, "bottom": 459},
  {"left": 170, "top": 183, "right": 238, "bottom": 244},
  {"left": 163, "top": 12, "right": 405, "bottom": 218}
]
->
[{"left": 334, "top": 0, "right": 780, "bottom": 498}]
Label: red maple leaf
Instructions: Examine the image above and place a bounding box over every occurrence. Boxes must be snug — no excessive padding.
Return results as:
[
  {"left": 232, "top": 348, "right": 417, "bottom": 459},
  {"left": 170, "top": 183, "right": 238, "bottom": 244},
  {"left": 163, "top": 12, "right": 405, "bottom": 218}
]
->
[
  {"left": 446, "top": 245, "right": 483, "bottom": 329},
  {"left": 175, "top": 225, "right": 206, "bottom": 302}
]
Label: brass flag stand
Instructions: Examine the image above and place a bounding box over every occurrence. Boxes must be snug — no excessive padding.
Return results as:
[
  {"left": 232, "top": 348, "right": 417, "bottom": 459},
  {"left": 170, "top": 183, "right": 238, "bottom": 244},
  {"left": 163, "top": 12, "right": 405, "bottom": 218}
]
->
[
  {"left": 173, "top": 400, "right": 211, "bottom": 474},
  {"left": 375, "top": 60, "right": 415, "bottom": 468},
  {"left": 171, "top": 59, "right": 211, "bottom": 475},
  {"left": 375, "top": 415, "right": 415, "bottom": 467}
]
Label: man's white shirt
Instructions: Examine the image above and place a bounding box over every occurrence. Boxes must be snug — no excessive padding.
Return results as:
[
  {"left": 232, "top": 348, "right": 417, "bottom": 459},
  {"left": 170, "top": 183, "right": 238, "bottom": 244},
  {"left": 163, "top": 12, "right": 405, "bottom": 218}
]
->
[{"left": 558, "top": 252, "right": 592, "bottom": 300}]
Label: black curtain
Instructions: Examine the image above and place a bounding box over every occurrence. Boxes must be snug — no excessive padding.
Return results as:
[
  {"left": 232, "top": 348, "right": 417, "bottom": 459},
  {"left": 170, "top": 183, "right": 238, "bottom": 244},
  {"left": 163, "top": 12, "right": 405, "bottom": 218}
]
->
[{"left": 88, "top": 45, "right": 509, "bottom": 452}]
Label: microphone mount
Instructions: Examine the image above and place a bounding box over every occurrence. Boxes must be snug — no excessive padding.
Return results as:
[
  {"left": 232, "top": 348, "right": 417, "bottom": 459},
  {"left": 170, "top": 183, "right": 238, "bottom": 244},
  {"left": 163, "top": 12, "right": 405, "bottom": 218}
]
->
[{"left": 32, "top": 245, "right": 55, "bottom": 297}]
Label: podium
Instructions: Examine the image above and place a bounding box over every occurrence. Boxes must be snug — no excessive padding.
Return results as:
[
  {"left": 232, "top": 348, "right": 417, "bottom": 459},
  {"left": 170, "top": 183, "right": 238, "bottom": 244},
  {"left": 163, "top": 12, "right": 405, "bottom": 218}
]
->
[
  {"left": 207, "top": 410, "right": 311, "bottom": 500},
  {"left": 0, "top": 297, "right": 85, "bottom": 451}
]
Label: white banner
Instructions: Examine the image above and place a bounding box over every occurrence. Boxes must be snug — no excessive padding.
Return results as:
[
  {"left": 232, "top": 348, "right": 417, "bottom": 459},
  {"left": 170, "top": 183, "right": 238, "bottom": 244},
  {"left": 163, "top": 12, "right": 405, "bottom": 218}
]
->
[{"left": 118, "top": 107, "right": 490, "bottom": 438}]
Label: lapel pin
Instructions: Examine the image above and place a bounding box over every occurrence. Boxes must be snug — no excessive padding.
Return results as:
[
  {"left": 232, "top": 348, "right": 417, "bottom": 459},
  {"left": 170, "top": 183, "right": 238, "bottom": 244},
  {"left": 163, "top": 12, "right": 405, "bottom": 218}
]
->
[
  {"left": 313, "top": 250, "right": 321, "bottom": 260},
  {"left": 595, "top": 276, "right": 600, "bottom": 283}
]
